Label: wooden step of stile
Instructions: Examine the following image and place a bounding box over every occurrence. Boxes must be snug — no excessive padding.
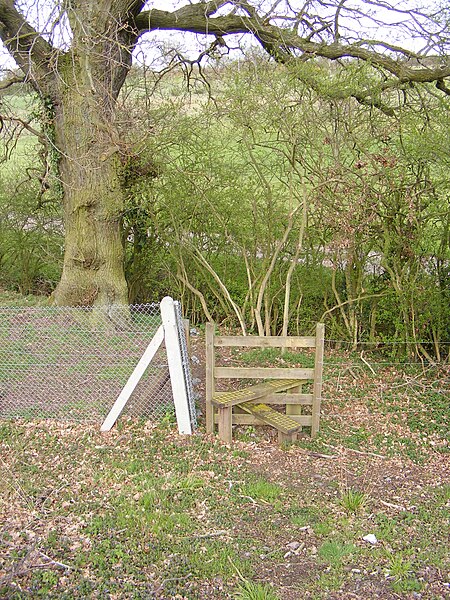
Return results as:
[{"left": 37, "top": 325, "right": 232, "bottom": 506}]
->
[
  {"left": 239, "top": 402, "right": 300, "bottom": 435},
  {"left": 212, "top": 379, "right": 304, "bottom": 408}
]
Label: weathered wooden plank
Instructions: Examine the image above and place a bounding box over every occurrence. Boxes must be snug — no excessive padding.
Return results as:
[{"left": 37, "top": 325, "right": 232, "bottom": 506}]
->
[
  {"left": 205, "top": 322, "right": 215, "bottom": 434},
  {"left": 215, "top": 336, "right": 316, "bottom": 348},
  {"left": 214, "top": 391, "right": 313, "bottom": 405},
  {"left": 240, "top": 402, "right": 300, "bottom": 434},
  {"left": 215, "top": 367, "right": 315, "bottom": 380},
  {"left": 312, "top": 322, "right": 325, "bottom": 437},
  {"left": 261, "top": 393, "right": 313, "bottom": 405},
  {"left": 214, "top": 414, "right": 313, "bottom": 426},
  {"left": 286, "top": 382, "right": 303, "bottom": 432},
  {"left": 282, "top": 415, "right": 313, "bottom": 425},
  {"left": 212, "top": 379, "right": 304, "bottom": 408},
  {"left": 218, "top": 406, "right": 232, "bottom": 444},
  {"left": 286, "top": 382, "right": 302, "bottom": 414}
]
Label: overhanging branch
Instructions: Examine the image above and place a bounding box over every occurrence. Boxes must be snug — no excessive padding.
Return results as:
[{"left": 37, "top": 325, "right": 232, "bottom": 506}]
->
[
  {"left": 0, "top": 0, "right": 55, "bottom": 89},
  {"left": 135, "top": 2, "right": 450, "bottom": 90},
  {"left": 0, "top": 73, "right": 24, "bottom": 90}
]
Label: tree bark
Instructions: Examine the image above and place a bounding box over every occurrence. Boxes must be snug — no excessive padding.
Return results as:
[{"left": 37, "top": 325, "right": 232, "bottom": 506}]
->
[{"left": 50, "top": 82, "right": 128, "bottom": 307}]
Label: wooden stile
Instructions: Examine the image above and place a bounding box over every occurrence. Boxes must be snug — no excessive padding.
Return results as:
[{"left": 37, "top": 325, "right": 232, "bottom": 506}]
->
[{"left": 206, "top": 324, "right": 325, "bottom": 444}]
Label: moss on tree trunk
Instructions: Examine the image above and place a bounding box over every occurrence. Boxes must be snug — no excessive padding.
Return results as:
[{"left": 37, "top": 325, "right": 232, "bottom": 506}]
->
[{"left": 49, "top": 63, "right": 129, "bottom": 308}]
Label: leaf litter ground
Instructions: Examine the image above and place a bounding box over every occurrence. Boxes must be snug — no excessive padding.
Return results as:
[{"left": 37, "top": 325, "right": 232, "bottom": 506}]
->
[{"left": 0, "top": 336, "right": 449, "bottom": 599}]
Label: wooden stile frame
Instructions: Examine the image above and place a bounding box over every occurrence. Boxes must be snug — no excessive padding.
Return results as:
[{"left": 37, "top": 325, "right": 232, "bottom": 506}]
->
[{"left": 206, "top": 323, "right": 325, "bottom": 442}]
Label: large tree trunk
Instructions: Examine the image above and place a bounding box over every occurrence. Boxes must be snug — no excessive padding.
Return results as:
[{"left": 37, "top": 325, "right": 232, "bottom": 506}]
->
[
  {"left": 48, "top": 24, "right": 133, "bottom": 308},
  {"left": 50, "top": 93, "right": 128, "bottom": 307}
]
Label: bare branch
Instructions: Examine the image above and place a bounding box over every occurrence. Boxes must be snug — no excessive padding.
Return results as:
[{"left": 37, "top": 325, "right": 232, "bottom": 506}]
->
[
  {"left": 0, "top": 0, "right": 55, "bottom": 89},
  {"left": 0, "top": 73, "right": 24, "bottom": 90},
  {"left": 135, "top": 2, "right": 450, "bottom": 90},
  {"left": 436, "top": 78, "right": 450, "bottom": 95}
]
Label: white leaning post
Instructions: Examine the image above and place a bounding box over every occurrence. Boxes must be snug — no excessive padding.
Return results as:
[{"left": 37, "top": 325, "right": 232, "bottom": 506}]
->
[
  {"left": 160, "top": 296, "right": 192, "bottom": 435},
  {"left": 101, "top": 297, "right": 193, "bottom": 434}
]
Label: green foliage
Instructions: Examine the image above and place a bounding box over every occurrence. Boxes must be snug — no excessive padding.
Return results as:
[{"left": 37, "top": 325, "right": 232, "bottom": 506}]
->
[
  {"left": 0, "top": 173, "right": 62, "bottom": 295},
  {"left": 235, "top": 580, "right": 281, "bottom": 600},
  {"left": 339, "top": 489, "right": 369, "bottom": 514},
  {"left": 241, "top": 479, "right": 283, "bottom": 503},
  {"left": 118, "top": 60, "right": 449, "bottom": 352},
  {"left": 2, "top": 60, "right": 449, "bottom": 355},
  {"left": 318, "top": 541, "right": 358, "bottom": 566}
]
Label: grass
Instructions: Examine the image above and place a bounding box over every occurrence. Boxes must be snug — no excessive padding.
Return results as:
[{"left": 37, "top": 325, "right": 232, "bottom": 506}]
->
[
  {"left": 236, "top": 347, "right": 316, "bottom": 369},
  {"left": 0, "top": 417, "right": 449, "bottom": 599},
  {"left": 339, "top": 489, "right": 369, "bottom": 514},
  {"left": 0, "top": 316, "right": 449, "bottom": 598},
  {"left": 318, "top": 540, "right": 358, "bottom": 566},
  {"left": 235, "top": 580, "right": 281, "bottom": 600}
]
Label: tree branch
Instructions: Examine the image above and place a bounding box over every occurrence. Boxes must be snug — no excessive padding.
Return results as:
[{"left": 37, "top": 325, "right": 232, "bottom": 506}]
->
[
  {"left": 0, "top": 0, "right": 55, "bottom": 90},
  {"left": 135, "top": 3, "right": 450, "bottom": 88},
  {"left": 436, "top": 79, "right": 450, "bottom": 96},
  {"left": 0, "top": 73, "right": 24, "bottom": 90}
]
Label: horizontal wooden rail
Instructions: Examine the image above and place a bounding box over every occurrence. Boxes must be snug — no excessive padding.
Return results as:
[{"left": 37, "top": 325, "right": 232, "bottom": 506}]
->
[
  {"left": 214, "top": 414, "right": 313, "bottom": 426},
  {"left": 258, "top": 393, "right": 313, "bottom": 405},
  {"left": 215, "top": 367, "right": 315, "bottom": 379},
  {"left": 214, "top": 391, "right": 313, "bottom": 405},
  {"left": 214, "top": 336, "right": 316, "bottom": 348}
]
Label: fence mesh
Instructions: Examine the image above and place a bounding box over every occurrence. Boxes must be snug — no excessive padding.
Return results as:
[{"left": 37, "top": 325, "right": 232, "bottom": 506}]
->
[
  {"left": 0, "top": 304, "right": 175, "bottom": 422},
  {"left": 173, "top": 301, "right": 197, "bottom": 430}
]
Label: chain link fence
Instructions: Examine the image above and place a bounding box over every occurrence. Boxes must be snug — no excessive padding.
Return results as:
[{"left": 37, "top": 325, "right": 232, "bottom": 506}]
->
[
  {"left": 0, "top": 303, "right": 183, "bottom": 422},
  {"left": 174, "top": 301, "right": 197, "bottom": 430}
]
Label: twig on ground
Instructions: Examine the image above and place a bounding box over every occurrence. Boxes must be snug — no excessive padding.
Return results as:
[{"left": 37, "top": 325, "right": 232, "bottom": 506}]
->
[
  {"left": 379, "top": 499, "right": 407, "bottom": 511},
  {"left": 360, "top": 351, "right": 376, "bottom": 375},
  {"left": 307, "top": 451, "right": 337, "bottom": 459},
  {"left": 324, "top": 443, "right": 386, "bottom": 459},
  {"left": 38, "top": 551, "right": 73, "bottom": 570},
  {"left": 240, "top": 495, "right": 259, "bottom": 504},
  {"left": 151, "top": 573, "right": 192, "bottom": 596}
]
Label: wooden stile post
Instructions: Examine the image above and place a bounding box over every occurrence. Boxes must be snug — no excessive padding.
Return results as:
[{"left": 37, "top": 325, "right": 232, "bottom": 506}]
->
[
  {"left": 218, "top": 407, "right": 232, "bottom": 444},
  {"left": 283, "top": 334, "right": 303, "bottom": 432},
  {"left": 205, "top": 322, "right": 215, "bottom": 434},
  {"left": 312, "top": 322, "right": 325, "bottom": 437}
]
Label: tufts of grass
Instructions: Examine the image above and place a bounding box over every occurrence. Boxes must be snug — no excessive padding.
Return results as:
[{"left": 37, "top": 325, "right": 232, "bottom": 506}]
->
[
  {"left": 235, "top": 580, "right": 281, "bottom": 600},
  {"left": 318, "top": 541, "right": 358, "bottom": 566},
  {"left": 387, "top": 553, "right": 413, "bottom": 580},
  {"left": 386, "top": 553, "right": 423, "bottom": 594},
  {"left": 241, "top": 479, "right": 283, "bottom": 503},
  {"left": 339, "top": 489, "right": 369, "bottom": 514}
]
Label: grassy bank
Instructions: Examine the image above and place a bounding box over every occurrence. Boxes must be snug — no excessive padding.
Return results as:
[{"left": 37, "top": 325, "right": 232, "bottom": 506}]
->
[{"left": 0, "top": 410, "right": 448, "bottom": 599}]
